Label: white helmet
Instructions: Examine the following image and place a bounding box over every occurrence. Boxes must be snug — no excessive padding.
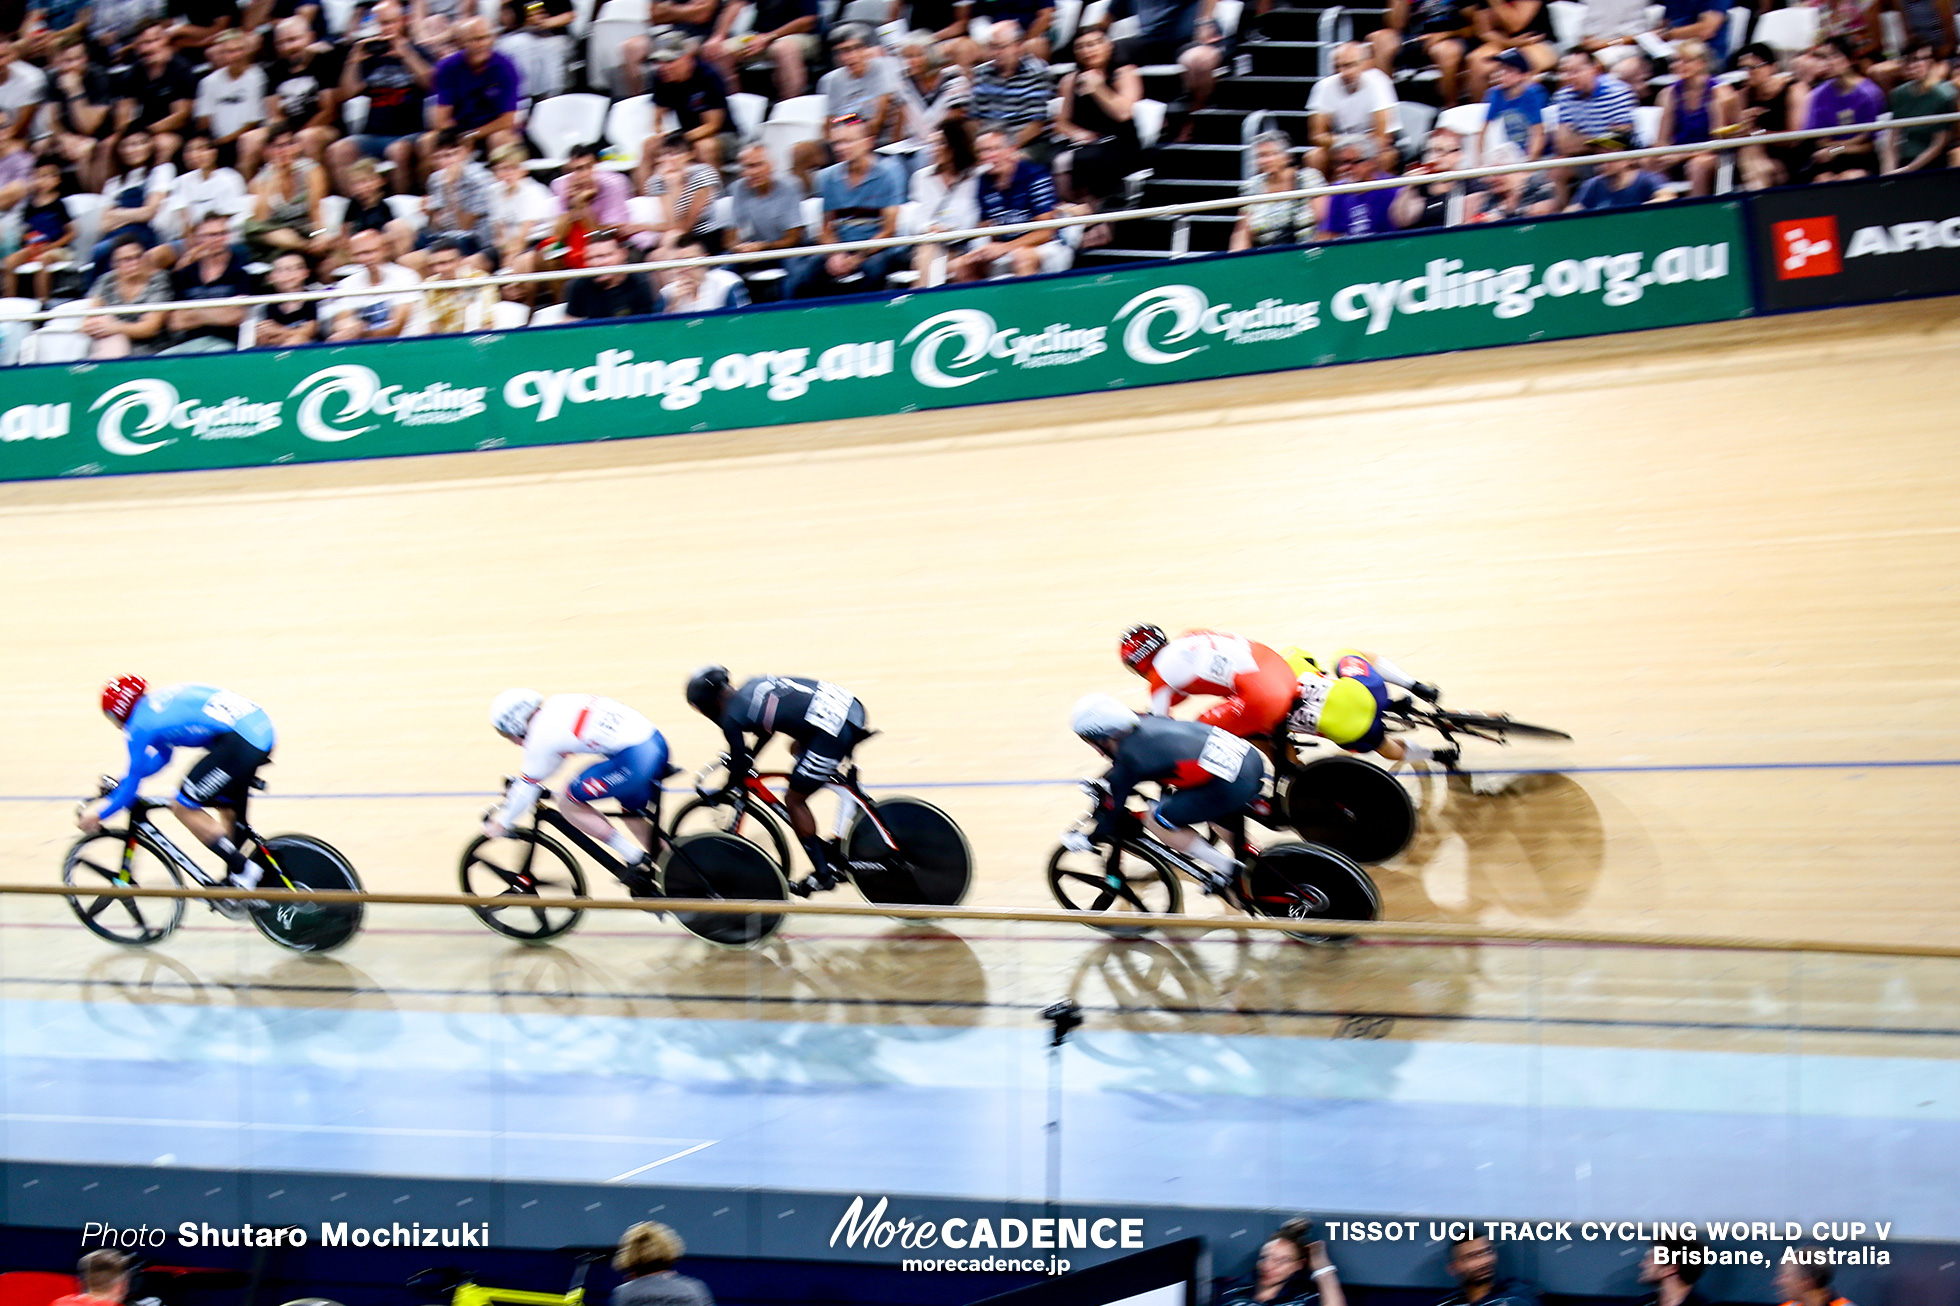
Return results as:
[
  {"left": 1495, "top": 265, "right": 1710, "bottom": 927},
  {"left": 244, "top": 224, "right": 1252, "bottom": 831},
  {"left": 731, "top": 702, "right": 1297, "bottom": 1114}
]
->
[
  {"left": 490, "top": 688, "right": 544, "bottom": 739},
  {"left": 1070, "top": 692, "right": 1139, "bottom": 742}
]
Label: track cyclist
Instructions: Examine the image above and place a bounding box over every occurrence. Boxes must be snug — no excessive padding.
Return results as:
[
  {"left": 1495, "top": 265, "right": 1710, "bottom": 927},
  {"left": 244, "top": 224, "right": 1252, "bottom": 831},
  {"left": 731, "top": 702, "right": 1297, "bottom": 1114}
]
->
[
  {"left": 1063, "top": 692, "right": 1266, "bottom": 877},
  {"left": 81, "top": 677, "right": 277, "bottom": 911},
  {"left": 486, "top": 690, "right": 671, "bottom": 889},
  {"left": 685, "top": 667, "right": 870, "bottom": 894},
  {"left": 1280, "top": 647, "right": 1454, "bottom": 771},
  {"left": 1119, "top": 625, "right": 1301, "bottom": 743}
]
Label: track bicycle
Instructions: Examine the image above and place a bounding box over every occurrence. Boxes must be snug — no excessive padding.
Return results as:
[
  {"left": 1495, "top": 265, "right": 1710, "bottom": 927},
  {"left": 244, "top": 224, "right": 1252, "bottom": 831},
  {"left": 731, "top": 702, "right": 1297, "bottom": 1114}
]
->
[
  {"left": 459, "top": 781, "right": 789, "bottom": 947},
  {"left": 1046, "top": 781, "right": 1378, "bottom": 940},
  {"left": 61, "top": 776, "right": 364, "bottom": 953},
  {"left": 671, "top": 754, "right": 973, "bottom": 908},
  {"left": 410, "top": 1251, "right": 602, "bottom": 1306}
]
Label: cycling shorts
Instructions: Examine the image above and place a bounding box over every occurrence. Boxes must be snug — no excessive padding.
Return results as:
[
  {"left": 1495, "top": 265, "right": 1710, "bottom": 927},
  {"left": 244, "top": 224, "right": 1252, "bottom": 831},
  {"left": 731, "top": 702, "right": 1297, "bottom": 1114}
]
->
[
  {"left": 1325, "top": 655, "right": 1390, "bottom": 751},
  {"left": 1194, "top": 642, "right": 1300, "bottom": 739},
  {"left": 1150, "top": 748, "right": 1266, "bottom": 830},
  {"left": 177, "top": 731, "right": 273, "bottom": 813},
  {"left": 568, "top": 734, "right": 670, "bottom": 810}
]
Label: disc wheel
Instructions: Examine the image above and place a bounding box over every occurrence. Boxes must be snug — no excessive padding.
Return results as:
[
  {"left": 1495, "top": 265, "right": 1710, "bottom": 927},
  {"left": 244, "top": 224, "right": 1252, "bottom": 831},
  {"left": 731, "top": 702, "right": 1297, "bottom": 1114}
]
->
[
  {"left": 250, "top": 835, "right": 364, "bottom": 953},
  {"left": 62, "top": 830, "right": 185, "bottom": 945},
  {"left": 1237, "top": 841, "right": 1381, "bottom": 939},
  {"left": 1282, "top": 755, "right": 1417, "bottom": 864},
  {"left": 460, "top": 830, "right": 587, "bottom": 941},
  {"left": 669, "top": 792, "right": 793, "bottom": 869},
  {"left": 1046, "top": 840, "right": 1184, "bottom": 938},
  {"left": 659, "top": 831, "right": 789, "bottom": 948},
  {"left": 845, "top": 796, "right": 973, "bottom": 908}
]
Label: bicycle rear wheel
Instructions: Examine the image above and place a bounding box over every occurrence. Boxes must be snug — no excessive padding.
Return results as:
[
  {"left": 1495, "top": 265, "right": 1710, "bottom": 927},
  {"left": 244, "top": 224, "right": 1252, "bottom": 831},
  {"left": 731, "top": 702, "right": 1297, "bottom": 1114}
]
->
[
  {"left": 460, "top": 830, "right": 587, "bottom": 941},
  {"left": 251, "top": 835, "right": 364, "bottom": 953},
  {"left": 658, "top": 831, "right": 788, "bottom": 948},
  {"left": 62, "top": 831, "right": 184, "bottom": 945},
  {"left": 846, "top": 796, "right": 973, "bottom": 909},
  {"left": 1435, "top": 711, "right": 1572, "bottom": 742},
  {"left": 1236, "top": 841, "right": 1380, "bottom": 938},
  {"left": 1046, "top": 840, "right": 1183, "bottom": 938},
  {"left": 1281, "top": 755, "right": 1417, "bottom": 864},
  {"left": 668, "top": 793, "right": 794, "bottom": 871}
]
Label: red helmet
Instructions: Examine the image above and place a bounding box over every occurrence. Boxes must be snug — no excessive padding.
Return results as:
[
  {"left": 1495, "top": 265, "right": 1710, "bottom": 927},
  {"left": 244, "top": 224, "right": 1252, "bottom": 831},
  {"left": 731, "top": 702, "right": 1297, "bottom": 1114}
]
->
[
  {"left": 1119, "top": 624, "right": 1167, "bottom": 671},
  {"left": 101, "top": 675, "right": 147, "bottom": 724}
]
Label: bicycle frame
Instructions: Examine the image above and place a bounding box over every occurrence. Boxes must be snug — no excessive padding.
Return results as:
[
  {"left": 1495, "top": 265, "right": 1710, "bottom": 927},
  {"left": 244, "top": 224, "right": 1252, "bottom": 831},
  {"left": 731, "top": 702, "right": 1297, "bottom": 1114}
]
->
[
  {"left": 517, "top": 792, "right": 657, "bottom": 881},
  {"left": 727, "top": 768, "right": 902, "bottom": 862},
  {"left": 451, "top": 1285, "right": 583, "bottom": 1306}
]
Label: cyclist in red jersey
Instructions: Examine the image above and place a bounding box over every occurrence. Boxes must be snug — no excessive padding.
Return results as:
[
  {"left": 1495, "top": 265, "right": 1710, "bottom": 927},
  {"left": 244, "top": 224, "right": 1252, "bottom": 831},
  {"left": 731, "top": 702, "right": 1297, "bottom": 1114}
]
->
[{"left": 1119, "top": 624, "right": 1300, "bottom": 742}]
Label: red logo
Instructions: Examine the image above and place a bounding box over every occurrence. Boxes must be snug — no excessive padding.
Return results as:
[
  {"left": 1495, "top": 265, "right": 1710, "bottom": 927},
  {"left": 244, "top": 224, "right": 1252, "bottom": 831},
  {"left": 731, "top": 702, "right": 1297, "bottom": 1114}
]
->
[{"left": 1773, "top": 218, "right": 1841, "bottom": 279}]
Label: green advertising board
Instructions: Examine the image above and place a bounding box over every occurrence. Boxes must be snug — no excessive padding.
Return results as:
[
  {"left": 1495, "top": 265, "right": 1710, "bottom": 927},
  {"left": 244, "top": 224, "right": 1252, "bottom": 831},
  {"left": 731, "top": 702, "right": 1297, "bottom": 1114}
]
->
[{"left": 0, "top": 202, "right": 1749, "bottom": 481}]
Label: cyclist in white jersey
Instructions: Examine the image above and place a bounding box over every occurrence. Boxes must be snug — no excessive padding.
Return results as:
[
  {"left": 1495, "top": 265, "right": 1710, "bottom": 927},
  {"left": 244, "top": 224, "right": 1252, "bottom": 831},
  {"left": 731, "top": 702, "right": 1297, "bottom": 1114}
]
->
[{"left": 487, "top": 690, "right": 673, "bottom": 875}]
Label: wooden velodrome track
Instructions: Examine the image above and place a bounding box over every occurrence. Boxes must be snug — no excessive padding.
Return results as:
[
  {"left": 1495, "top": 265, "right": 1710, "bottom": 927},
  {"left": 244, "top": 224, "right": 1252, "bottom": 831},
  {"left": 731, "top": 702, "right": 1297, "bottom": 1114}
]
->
[{"left": 3, "top": 297, "right": 1958, "bottom": 966}]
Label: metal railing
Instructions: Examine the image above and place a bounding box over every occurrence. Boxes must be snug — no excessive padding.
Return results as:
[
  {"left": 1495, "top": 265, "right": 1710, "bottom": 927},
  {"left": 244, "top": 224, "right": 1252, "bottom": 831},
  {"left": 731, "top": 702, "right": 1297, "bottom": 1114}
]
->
[{"left": 5, "top": 113, "right": 1951, "bottom": 328}]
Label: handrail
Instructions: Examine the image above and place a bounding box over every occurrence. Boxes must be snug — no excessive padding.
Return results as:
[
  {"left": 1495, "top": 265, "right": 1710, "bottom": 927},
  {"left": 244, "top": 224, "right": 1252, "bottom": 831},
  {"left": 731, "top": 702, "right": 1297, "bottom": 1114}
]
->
[
  {"left": 18, "top": 880, "right": 1960, "bottom": 959},
  {"left": 7, "top": 113, "right": 1950, "bottom": 327}
]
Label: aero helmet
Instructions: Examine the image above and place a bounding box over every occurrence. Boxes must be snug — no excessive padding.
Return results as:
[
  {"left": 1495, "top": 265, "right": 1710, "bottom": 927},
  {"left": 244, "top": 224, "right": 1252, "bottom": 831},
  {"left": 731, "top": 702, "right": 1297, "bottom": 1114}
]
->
[
  {"left": 1070, "top": 692, "right": 1140, "bottom": 742},
  {"left": 101, "top": 675, "right": 148, "bottom": 725},
  {"left": 685, "top": 665, "right": 732, "bottom": 717},
  {"left": 1119, "top": 624, "right": 1167, "bottom": 671},
  {"left": 490, "top": 688, "right": 544, "bottom": 739}
]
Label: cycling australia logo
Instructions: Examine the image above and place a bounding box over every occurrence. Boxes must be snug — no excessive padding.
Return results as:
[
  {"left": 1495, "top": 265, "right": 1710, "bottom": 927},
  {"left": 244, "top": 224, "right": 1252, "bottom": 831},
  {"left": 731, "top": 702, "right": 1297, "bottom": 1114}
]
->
[
  {"left": 290, "top": 365, "right": 487, "bottom": 441},
  {"left": 902, "top": 309, "right": 1106, "bottom": 389},
  {"left": 1116, "top": 284, "right": 1320, "bottom": 364},
  {"left": 90, "top": 378, "right": 281, "bottom": 456},
  {"left": 1772, "top": 217, "right": 1841, "bottom": 280}
]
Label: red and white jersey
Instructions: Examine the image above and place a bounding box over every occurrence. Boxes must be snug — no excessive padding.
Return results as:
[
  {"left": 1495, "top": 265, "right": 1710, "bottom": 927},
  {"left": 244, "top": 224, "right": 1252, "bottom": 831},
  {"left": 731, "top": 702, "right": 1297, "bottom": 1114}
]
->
[
  {"left": 1144, "top": 630, "right": 1261, "bottom": 715},
  {"left": 497, "top": 694, "right": 655, "bottom": 826}
]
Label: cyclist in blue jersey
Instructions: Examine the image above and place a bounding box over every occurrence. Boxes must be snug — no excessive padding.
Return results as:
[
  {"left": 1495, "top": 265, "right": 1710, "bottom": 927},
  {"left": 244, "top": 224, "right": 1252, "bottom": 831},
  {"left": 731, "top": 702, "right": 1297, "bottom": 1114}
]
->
[{"left": 80, "top": 677, "right": 278, "bottom": 896}]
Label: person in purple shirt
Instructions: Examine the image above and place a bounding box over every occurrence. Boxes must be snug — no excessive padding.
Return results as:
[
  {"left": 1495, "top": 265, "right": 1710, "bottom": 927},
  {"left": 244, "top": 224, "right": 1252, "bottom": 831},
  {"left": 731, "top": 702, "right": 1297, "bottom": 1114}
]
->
[
  {"left": 429, "top": 15, "right": 522, "bottom": 160},
  {"left": 1803, "top": 36, "right": 1884, "bottom": 181},
  {"left": 1319, "top": 134, "right": 1408, "bottom": 239}
]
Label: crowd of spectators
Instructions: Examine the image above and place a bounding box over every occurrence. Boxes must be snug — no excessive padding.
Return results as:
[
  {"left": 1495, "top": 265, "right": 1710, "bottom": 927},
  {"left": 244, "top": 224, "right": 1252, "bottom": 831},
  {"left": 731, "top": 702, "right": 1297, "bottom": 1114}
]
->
[{"left": 0, "top": 0, "right": 1953, "bottom": 357}]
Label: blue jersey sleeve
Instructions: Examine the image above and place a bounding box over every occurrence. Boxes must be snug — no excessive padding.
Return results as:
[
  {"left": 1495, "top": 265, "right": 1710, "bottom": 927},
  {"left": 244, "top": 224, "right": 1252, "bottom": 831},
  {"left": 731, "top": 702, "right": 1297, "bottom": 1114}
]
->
[{"left": 99, "top": 730, "right": 173, "bottom": 820}]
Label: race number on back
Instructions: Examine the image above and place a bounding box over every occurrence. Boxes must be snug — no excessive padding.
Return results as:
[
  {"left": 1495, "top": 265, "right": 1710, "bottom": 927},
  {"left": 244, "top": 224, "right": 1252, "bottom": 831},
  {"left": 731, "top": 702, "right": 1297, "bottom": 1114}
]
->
[{"left": 1197, "top": 729, "right": 1252, "bottom": 780}]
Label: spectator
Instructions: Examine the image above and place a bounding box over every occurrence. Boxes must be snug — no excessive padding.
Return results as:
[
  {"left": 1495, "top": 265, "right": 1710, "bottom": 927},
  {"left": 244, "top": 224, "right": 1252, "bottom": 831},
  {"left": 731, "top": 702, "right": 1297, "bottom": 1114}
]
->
[
  {"left": 1466, "top": 0, "right": 1555, "bottom": 100},
  {"left": 949, "top": 126, "right": 1067, "bottom": 279},
  {"left": 1053, "top": 26, "right": 1140, "bottom": 207},
  {"left": 486, "top": 142, "right": 554, "bottom": 269},
  {"left": 242, "top": 122, "right": 325, "bottom": 257},
  {"left": 1570, "top": 134, "right": 1662, "bottom": 206},
  {"left": 1659, "top": 0, "right": 1732, "bottom": 65},
  {"left": 1482, "top": 47, "right": 1548, "bottom": 158},
  {"left": 555, "top": 140, "right": 635, "bottom": 235},
  {"left": 642, "top": 129, "right": 725, "bottom": 260},
  {"left": 1552, "top": 50, "right": 1638, "bottom": 153},
  {"left": 1734, "top": 41, "right": 1810, "bottom": 188},
  {"left": 1571, "top": 0, "right": 1649, "bottom": 62},
  {"left": 790, "top": 114, "right": 904, "bottom": 295},
  {"left": 260, "top": 15, "right": 345, "bottom": 170},
  {"left": 416, "top": 12, "right": 460, "bottom": 62},
  {"left": 327, "top": 225, "right": 419, "bottom": 338},
  {"left": 496, "top": 0, "right": 574, "bottom": 100},
  {"left": 412, "top": 124, "right": 495, "bottom": 268},
  {"left": 430, "top": 15, "right": 521, "bottom": 158},
  {"left": 41, "top": 35, "right": 113, "bottom": 191},
  {"left": 971, "top": 0, "right": 1054, "bottom": 57},
  {"left": 726, "top": 140, "right": 805, "bottom": 293},
  {"left": 563, "top": 227, "right": 653, "bottom": 318},
  {"left": 818, "top": 23, "right": 901, "bottom": 145},
  {"left": 1882, "top": 41, "right": 1953, "bottom": 170},
  {"left": 1466, "top": 140, "right": 1555, "bottom": 218},
  {"left": 1128, "top": 0, "right": 1220, "bottom": 133},
  {"left": 1370, "top": 0, "right": 1475, "bottom": 107},
  {"left": 894, "top": 29, "right": 970, "bottom": 154},
  {"left": 1216, "top": 1224, "right": 1348, "bottom": 1305},
  {"left": 612, "top": 1221, "right": 713, "bottom": 1306},
  {"left": 1798, "top": 0, "right": 1882, "bottom": 66},
  {"left": 1656, "top": 39, "right": 1735, "bottom": 194},
  {"left": 1319, "top": 133, "right": 1409, "bottom": 237},
  {"left": 968, "top": 20, "right": 1054, "bottom": 156},
  {"left": 112, "top": 18, "right": 196, "bottom": 164},
  {"left": 635, "top": 30, "right": 730, "bottom": 165},
  {"left": 416, "top": 232, "right": 496, "bottom": 331},
  {"left": 88, "top": 0, "right": 167, "bottom": 59},
  {"left": 163, "top": 131, "right": 245, "bottom": 240},
  {"left": 1306, "top": 41, "right": 1398, "bottom": 174},
  {"left": 1232, "top": 128, "right": 1323, "bottom": 249},
  {"left": 328, "top": 157, "right": 414, "bottom": 273},
  {"left": 1804, "top": 36, "right": 1883, "bottom": 180},
  {"left": 250, "top": 246, "right": 320, "bottom": 346},
  {"left": 1774, "top": 1248, "right": 1856, "bottom": 1306},
  {"left": 658, "top": 237, "right": 748, "bottom": 310},
  {"left": 1611, "top": 51, "right": 1656, "bottom": 105},
  {"left": 51, "top": 1251, "right": 132, "bottom": 1306},
  {"left": 1393, "top": 126, "right": 1475, "bottom": 226},
  {"left": 1438, "top": 1236, "right": 1540, "bottom": 1306},
  {"left": 1637, "top": 1240, "right": 1710, "bottom": 1306},
  {"left": 904, "top": 119, "right": 977, "bottom": 284},
  {"left": 94, "top": 125, "right": 174, "bottom": 269},
  {"left": 704, "top": 0, "right": 818, "bottom": 101},
  {"left": 0, "top": 32, "right": 47, "bottom": 127},
  {"left": 540, "top": 154, "right": 616, "bottom": 276},
  {"left": 160, "top": 209, "right": 252, "bottom": 352},
  {"left": 168, "top": 0, "right": 241, "bottom": 52},
  {"left": 3, "top": 159, "right": 70, "bottom": 298},
  {"left": 330, "top": 0, "right": 435, "bottom": 191},
  {"left": 195, "top": 27, "right": 266, "bottom": 174},
  {"left": 1890, "top": 0, "right": 1954, "bottom": 59}
]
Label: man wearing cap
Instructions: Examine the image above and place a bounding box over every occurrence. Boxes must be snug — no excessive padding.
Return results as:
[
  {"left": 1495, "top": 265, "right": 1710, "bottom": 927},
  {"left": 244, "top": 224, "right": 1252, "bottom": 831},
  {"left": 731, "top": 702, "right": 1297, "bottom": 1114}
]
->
[
  {"left": 1568, "top": 135, "right": 1660, "bottom": 208},
  {"left": 629, "top": 28, "right": 731, "bottom": 164},
  {"left": 1482, "top": 47, "right": 1548, "bottom": 158}
]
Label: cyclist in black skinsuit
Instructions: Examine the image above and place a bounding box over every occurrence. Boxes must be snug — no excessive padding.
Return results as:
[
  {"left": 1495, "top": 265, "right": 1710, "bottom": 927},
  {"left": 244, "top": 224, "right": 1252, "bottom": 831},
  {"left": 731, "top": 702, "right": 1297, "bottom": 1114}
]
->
[
  {"left": 1065, "top": 692, "right": 1266, "bottom": 877},
  {"left": 686, "top": 666, "right": 870, "bottom": 890}
]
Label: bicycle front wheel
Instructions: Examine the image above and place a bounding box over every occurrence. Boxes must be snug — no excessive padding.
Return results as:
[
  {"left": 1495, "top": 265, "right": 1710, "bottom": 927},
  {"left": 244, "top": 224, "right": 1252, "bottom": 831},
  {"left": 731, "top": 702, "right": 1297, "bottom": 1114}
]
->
[
  {"left": 659, "top": 831, "right": 789, "bottom": 948},
  {"left": 251, "top": 835, "right": 364, "bottom": 953},
  {"left": 847, "top": 796, "right": 973, "bottom": 909},
  {"left": 668, "top": 792, "right": 794, "bottom": 870},
  {"left": 1046, "top": 840, "right": 1183, "bottom": 938},
  {"left": 460, "top": 830, "right": 587, "bottom": 941},
  {"left": 1282, "top": 755, "right": 1416, "bottom": 864},
  {"left": 62, "top": 830, "right": 185, "bottom": 945}
]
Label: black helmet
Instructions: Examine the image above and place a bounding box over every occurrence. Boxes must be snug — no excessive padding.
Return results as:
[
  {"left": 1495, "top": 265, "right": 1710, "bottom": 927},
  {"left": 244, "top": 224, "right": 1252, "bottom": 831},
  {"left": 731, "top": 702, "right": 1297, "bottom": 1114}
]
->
[{"left": 685, "top": 665, "right": 731, "bottom": 717}]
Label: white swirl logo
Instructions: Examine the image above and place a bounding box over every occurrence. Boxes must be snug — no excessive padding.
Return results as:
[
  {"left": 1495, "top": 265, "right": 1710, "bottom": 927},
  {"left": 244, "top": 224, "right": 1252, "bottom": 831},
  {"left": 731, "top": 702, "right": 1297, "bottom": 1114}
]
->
[
  {"left": 901, "top": 310, "right": 996, "bottom": 389},
  {"left": 291, "top": 365, "right": 380, "bottom": 442},
  {"left": 1115, "top": 285, "right": 1210, "bottom": 365},
  {"left": 90, "top": 379, "right": 180, "bottom": 456}
]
